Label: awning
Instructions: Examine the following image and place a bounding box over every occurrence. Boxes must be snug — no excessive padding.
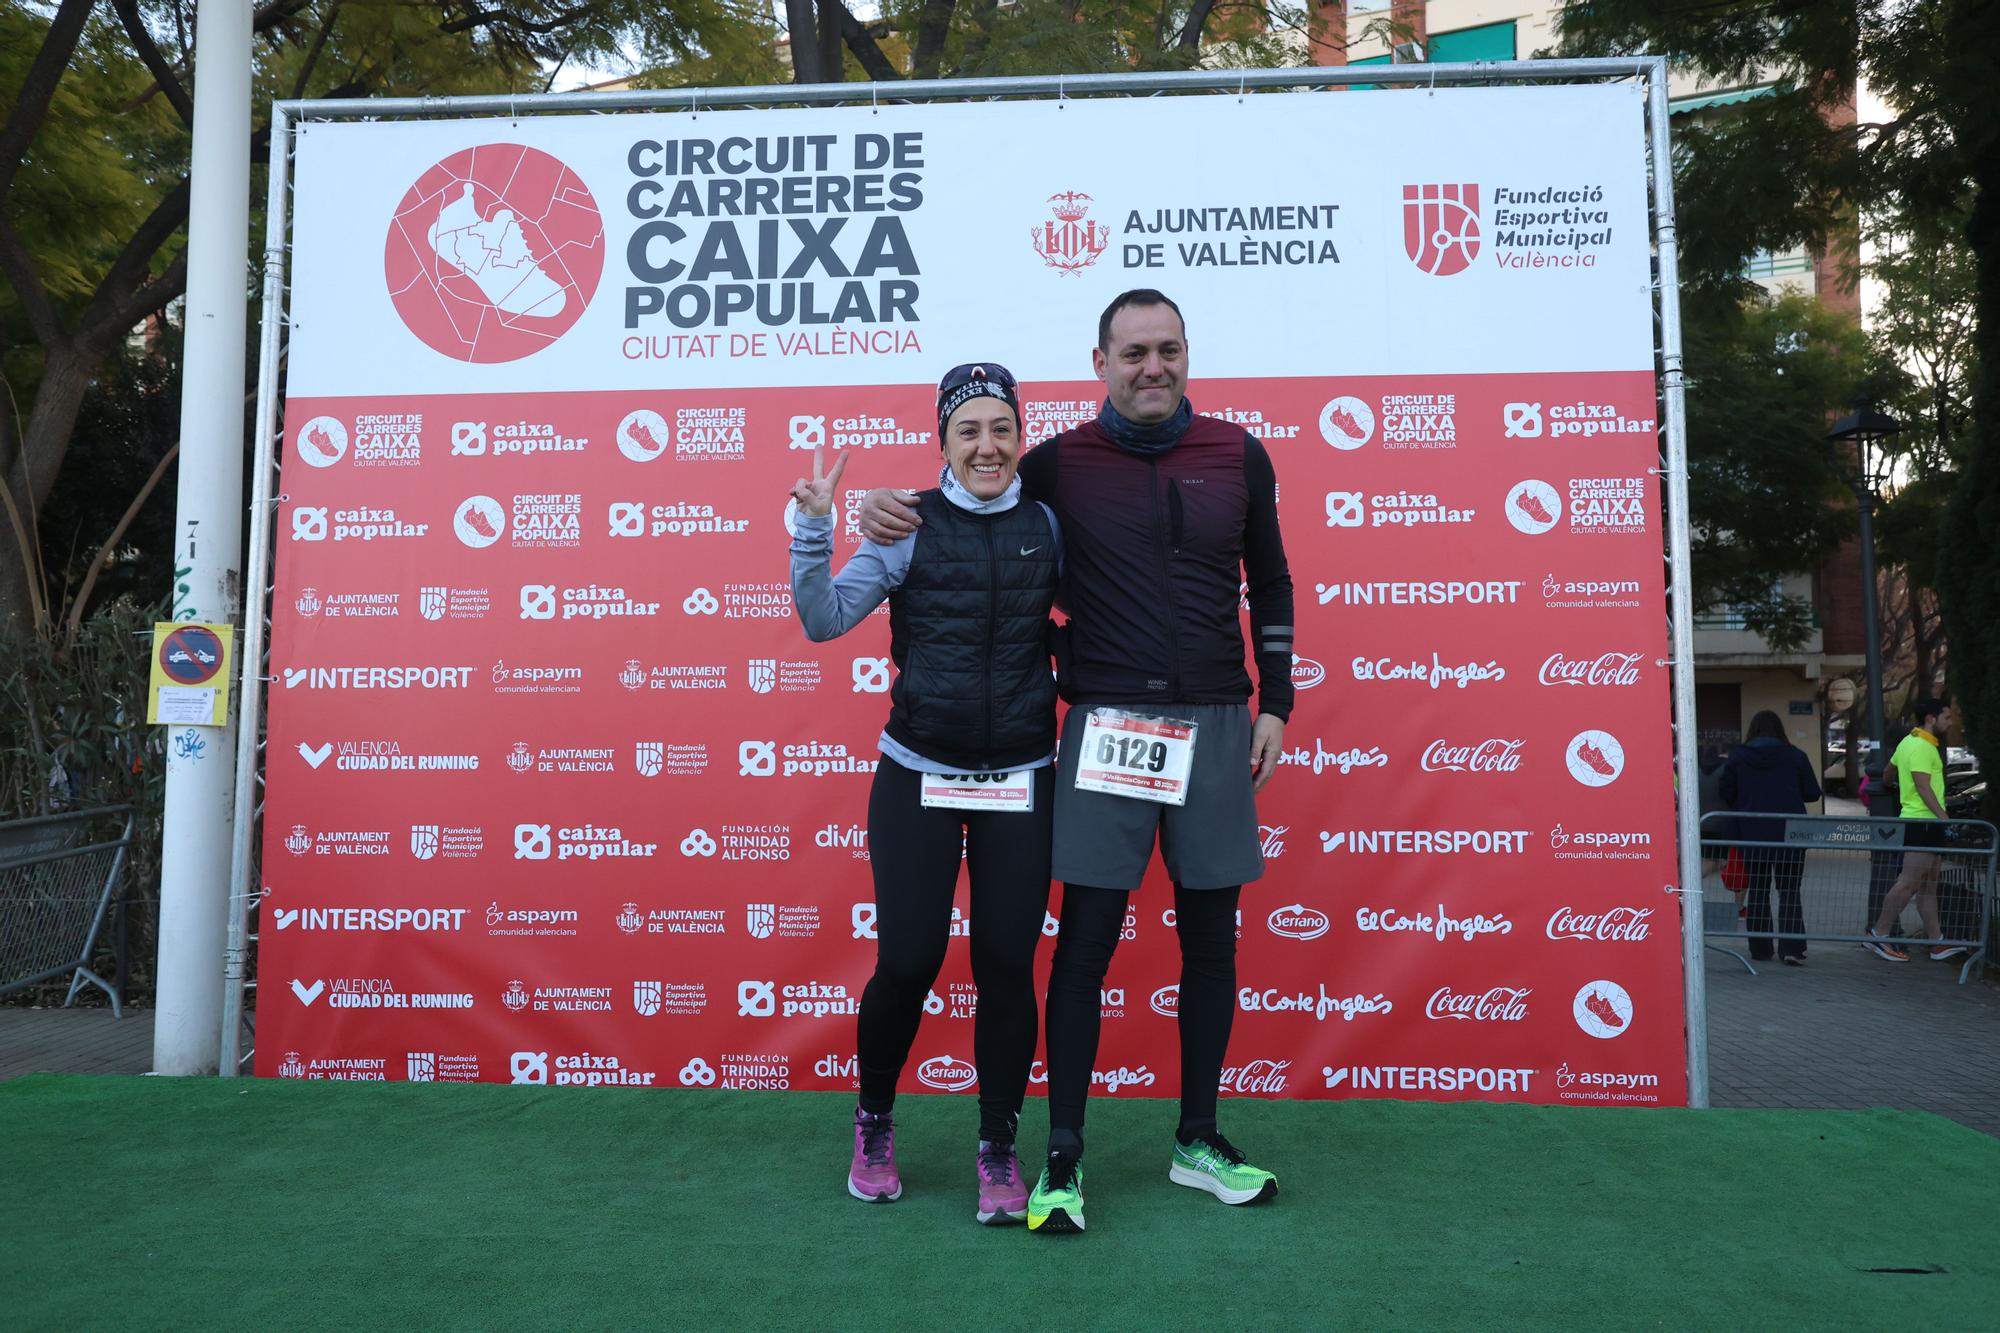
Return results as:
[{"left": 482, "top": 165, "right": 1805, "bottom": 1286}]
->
[{"left": 1669, "top": 84, "right": 1779, "bottom": 115}]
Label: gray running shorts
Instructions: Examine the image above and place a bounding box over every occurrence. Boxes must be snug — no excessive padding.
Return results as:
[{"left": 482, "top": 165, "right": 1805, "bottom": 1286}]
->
[{"left": 1050, "top": 702, "right": 1264, "bottom": 891}]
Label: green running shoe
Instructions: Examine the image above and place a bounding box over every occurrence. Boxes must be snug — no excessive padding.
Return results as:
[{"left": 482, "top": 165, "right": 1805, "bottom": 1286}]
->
[
  {"left": 1169, "top": 1130, "right": 1277, "bottom": 1205},
  {"left": 1027, "top": 1152, "right": 1085, "bottom": 1234}
]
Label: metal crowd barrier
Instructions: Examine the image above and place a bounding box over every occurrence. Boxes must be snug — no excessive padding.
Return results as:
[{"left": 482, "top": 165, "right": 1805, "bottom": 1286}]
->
[
  {"left": 0, "top": 806, "right": 136, "bottom": 1016},
  {"left": 1699, "top": 812, "right": 1996, "bottom": 984}
]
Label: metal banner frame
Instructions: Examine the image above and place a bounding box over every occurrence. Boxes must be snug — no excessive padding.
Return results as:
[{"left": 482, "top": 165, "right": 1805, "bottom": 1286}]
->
[{"left": 224, "top": 58, "right": 1704, "bottom": 1104}]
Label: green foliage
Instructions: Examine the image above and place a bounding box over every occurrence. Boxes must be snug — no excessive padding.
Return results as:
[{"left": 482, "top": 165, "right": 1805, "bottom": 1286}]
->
[{"left": 1684, "top": 293, "right": 1864, "bottom": 648}]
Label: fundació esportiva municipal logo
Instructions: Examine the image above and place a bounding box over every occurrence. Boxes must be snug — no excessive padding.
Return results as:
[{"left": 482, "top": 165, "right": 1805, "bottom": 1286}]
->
[
  {"left": 385, "top": 144, "right": 605, "bottom": 363},
  {"left": 1403, "top": 184, "right": 1482, "bottom": 277}
]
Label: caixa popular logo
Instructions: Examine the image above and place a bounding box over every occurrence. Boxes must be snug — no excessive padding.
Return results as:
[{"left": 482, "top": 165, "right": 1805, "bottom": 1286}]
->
[
  {"left": 384, "top": 144, "right": 604, "bottom": 363},
  {"left": 1267, "top": 903, "right": 1329, "bottom": 941},
  {"left": 1031, "top": 191, "right": 1110, "bottom": 274},
  {"left": 916, "top": 1055, "right": 978, "bottom": 1092},
  {"left": 1403, "top": 184, "right": 1482, "bottom": 276},
  {"left": 513, "top": 823, "right": 658, "bottom": 861}
]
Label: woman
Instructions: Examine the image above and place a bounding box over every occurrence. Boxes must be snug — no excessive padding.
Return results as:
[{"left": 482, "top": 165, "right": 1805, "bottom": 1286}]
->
[
  {"left": 1719, "top": 710, "right": 1821, "bottom": 964},
  {"left": 789, "top": 362, "right": 1059, "bottom": 1224}
]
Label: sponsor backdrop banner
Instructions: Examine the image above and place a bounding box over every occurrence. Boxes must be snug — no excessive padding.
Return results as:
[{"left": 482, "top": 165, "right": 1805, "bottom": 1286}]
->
[{"left": 263, "top": 85, "right": 1681, "bottom": 1106}]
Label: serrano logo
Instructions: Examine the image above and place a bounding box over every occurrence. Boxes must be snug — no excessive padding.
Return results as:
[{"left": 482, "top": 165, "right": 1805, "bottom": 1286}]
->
[
  {"left": 1290, "top": 655, "right": 1326, "bottom": 690},
  {"left": 385, "top": 144, "right": 604, "bottom": 363},
  {"left": 916, "top": 1055, "right": 978, "bottom": 1092},
  {"left": 1151, "top": 984, "right": 1180, "bottom": 1017},
  {"left": 1266, "top": 904, "right": 1329, "bottom": 941},
  {"left": 1403, "top": 183, "right": 1482, "bottom": 276},
  {"left": 1031, "top": 191, "right": 1110, "bottom": 274}
]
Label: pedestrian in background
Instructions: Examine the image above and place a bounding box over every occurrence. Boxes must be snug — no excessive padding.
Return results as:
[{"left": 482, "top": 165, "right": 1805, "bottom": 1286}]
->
[{"left": 1720, "top": 711, "right": 1820, "bottom": 964}]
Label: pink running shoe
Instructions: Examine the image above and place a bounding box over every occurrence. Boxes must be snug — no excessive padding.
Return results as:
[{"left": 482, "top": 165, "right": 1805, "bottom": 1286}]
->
[
  {"left": 975, "top": 1140, "right": 1028, "bottom": 1225},
  {"left": 848, "top": 1108, "right": 901, "bottom": 1202}
]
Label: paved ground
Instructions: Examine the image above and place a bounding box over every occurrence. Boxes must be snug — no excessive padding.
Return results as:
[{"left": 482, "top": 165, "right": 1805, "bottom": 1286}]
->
[{"left": 0, "top": 1007, "right": 155, "bottom": 1081}]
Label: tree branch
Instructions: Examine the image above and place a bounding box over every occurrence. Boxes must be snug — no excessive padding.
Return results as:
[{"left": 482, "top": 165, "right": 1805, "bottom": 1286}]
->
[
  {"left": 0, "top": 0, "right": 98, "bottom": 209},
  {"left": 65, "top": 439, "right": 180, "bottom": 651},
  {"left": 439, "top": 4, "right": 599, "bottom": 37},
  {"left": 79, "top": 178, "right": 192, "bottom": 345},
  {"left": 837, "top": 2, "right": 900, "bottom": 80},
  {"left": 110, "top": 0, "right": 193, "bottom": 127},
  {"left": 291, "top": 0, "right": 343, "bottom": 101},
  {"left": 98, "top": 249, "right": 188, "bottom": 348},
  {"left": 1176, "top": 0, "right": 1221, "bottom": 50},
  {"left": 0, "top": 219, "right": 66, "bottom": 349},
  {"left": 908, "top": 0, "right": 956, "bottom": 79}
]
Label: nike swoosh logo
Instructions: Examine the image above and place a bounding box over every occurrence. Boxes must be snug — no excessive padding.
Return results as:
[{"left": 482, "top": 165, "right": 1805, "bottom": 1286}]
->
[
  {"left": 290, "top": 978, "right": 325, "bottom": 1006},
  {"left": 298, "top": 742, "right": 332, "bottom": 769},
  {"left": 274, "top": 909, "right": 298, "bottom": 929},
  {"left": 1019, "top": 546, "right": 1042, "bottom": 556}
]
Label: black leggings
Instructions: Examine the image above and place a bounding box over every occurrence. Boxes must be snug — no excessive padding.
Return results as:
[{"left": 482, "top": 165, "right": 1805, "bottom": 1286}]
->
[
  {"left": 856, "top": 760, "right": 1053, "bottom": 1142},
  {"left": 1045, "top": 881, "right": 1240, "bottom": 1153}
]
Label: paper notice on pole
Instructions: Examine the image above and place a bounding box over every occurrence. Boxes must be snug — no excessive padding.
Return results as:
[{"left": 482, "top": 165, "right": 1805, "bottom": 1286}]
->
[{"left": 156, "top": 686, "right": 218, "bottom": 724}]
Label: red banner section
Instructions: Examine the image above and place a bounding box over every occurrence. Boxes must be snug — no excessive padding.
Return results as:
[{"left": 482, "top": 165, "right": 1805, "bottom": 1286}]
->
[{"left": 257, "top": 369, "right": 1682, "bottom": 1105}]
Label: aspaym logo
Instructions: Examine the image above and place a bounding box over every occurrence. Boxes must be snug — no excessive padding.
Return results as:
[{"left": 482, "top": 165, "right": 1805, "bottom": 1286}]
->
[
  {"left": 1403, "top": 183, "right": 1482, "bottom": 276},
  {"left": 384, "top": 144, "right": 604, "bottom": 363}
]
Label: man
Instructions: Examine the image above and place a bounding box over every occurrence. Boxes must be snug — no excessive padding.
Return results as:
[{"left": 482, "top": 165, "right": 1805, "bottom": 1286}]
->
[
  {"left": 1866, "top": 697, "right": 1965, "bottom": 963},
  {"left": 858, "top": 289, "right": 1295, "bottom": 1235}
]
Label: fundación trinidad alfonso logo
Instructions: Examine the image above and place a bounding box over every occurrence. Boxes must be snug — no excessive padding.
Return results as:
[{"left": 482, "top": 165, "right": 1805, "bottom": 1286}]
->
[
  {"left": 1031, "top": 191, "right": 1111, "bottom": 275},
  {"left": 1403, "top": 184, "right": 1482, "bottom": 277},
  {"left": 385, "top": 144, "right": 605, "bottom": 363}
]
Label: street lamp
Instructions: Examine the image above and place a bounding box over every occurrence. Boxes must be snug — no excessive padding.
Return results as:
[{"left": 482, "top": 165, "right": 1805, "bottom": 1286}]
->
[{"left": 1826, "top": 401, "right": 1904, "bottom": 818}]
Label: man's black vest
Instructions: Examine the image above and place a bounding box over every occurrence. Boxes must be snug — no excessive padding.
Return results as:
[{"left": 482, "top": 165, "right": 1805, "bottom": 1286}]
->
[{"left": 884, "top": 489, "right": 1059, "bottom": 771}]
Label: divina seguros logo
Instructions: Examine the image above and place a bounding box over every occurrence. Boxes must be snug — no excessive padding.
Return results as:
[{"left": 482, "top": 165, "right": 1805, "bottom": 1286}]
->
[{"left": 385, "top": 144, "right": 605, "bottom": 364}]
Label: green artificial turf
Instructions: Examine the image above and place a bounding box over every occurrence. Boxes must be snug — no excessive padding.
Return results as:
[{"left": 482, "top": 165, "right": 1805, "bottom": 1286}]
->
[{"left": 3, "top": 1075, "right": 1994, "bottom": 1329}]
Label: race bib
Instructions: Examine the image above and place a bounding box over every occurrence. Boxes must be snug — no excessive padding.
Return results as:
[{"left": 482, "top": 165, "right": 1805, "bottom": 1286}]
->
[
  {"left": 1073, "top": 709, "right": 1197, "bottom": 806},
  {"left": 919, "top": 769, "right": 1035, "bottom": 813}
]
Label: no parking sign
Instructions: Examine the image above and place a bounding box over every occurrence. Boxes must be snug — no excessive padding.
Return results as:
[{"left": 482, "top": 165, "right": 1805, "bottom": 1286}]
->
[{"left": 148, "top": 622, "right": 234, "bottom": 725}]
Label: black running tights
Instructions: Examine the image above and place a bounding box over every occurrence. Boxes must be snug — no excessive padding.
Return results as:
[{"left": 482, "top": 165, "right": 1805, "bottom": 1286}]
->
[
  {"left": 855, "top": 760, "right": 1052, "bottom": 1142},
  {"left": 1045, "top": 881, "right": 1240, "bottom": 1152}
]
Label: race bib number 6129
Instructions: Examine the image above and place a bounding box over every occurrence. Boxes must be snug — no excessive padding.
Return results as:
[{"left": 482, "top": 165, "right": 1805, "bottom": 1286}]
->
[{"left": 1073, "top": 709, "right": 1197, "bottom": 806}]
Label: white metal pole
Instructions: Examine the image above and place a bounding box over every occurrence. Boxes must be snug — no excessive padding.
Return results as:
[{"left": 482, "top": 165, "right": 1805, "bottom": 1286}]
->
[
  {"left": 219, "top": 103, "right": 292, "bottom": 1076},
  {"left": 153, "top": 0, "right": 253, "bottom": 1076},
  {"left": 1645, "top": 58, "right": 1710, "bottom": 1108}
]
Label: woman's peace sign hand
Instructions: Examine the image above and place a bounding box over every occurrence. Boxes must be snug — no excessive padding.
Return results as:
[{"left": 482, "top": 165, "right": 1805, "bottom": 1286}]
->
[{"left": 790, "top": 443, "right": 850, "bottom": 518}]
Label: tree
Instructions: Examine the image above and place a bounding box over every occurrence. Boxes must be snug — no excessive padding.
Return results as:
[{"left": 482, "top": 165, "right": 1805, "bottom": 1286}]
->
[
  {"left": 1682, "top": 293, "right": 1865, "bottom": 649},
  {"left": 0, "top": 0, "right": 770, "bottom": 635}
]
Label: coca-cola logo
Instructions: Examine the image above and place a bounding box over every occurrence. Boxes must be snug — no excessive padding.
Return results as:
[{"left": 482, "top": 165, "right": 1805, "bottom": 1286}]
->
[
  {"left": 1291, "top": 654, "right": 1326, "bottom": 689},
  {"left": 1267, "top": 904, "right": 1330, "bottom": 941},
  {"left": 1425, "top": 985, "right": 1531, "bottom": 1022},
  {"left": 1150, "top": 984, "right": 1180, "bottom": 1017},
  {"left": 1539, "top": 651, "right": 1642, "bottom": 687},
  {"left": 1420, "top": 738, "right": 1525, "bottom": 773},
  {"left": 1218, "top": 1059, "right": 1291, "bottom": 1094},
  {"left": 915, "top": 1055, "right": 978, "bottom": 1092},
  {"left": 1258, "top": 824, "right": 1290, "bottom": 859},
  {"left": 1547, "top": 905, "right": 1653, "bottom": 942}
]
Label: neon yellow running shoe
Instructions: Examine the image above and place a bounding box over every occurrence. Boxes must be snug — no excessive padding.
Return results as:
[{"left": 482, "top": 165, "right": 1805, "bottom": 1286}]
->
[
  {"left": 1169, "top": 1131, "right": 1277, "bottom": 1205},
  {"left": 1027, "top": 1152, "right": 1084, "bottom": 1234}
]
